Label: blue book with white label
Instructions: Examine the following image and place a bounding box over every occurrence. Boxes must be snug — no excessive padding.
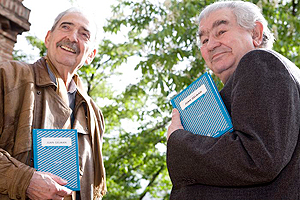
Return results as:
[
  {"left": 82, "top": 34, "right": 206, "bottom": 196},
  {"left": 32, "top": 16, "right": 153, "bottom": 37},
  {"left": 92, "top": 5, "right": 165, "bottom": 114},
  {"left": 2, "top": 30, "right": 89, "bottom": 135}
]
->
[
  {"left": 170, "top": 72, "right": 233, "bottom": 137},
  {"left": 32, "top": 129, "right": 80, "bottom": 191}
]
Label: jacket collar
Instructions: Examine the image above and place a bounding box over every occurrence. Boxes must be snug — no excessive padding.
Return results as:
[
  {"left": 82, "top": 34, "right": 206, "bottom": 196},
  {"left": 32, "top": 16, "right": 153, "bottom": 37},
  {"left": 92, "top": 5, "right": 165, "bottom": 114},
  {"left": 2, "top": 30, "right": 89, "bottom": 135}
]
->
[
  {"left": 31, "top": 57, "right": 89, "bottom": 99},
  {"left": 31, "top": 57, "right": 55, "bottom": 88}
]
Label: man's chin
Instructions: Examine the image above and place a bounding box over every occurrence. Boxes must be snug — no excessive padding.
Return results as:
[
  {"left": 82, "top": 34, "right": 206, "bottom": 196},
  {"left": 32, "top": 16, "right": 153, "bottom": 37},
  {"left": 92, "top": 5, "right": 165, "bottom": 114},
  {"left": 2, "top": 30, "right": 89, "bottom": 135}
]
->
[
  {"left": 216, "top": 68, "right": 236, "bottom": 83},
  {"left": 56, "top": 59, "right": 78, "bottom": 68}
]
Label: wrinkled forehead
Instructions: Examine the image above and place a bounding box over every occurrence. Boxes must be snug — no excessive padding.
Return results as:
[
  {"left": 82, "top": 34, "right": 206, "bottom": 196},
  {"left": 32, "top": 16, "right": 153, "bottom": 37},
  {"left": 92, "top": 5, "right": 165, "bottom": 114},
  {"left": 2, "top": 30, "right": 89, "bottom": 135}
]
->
[
  {"left": 60, "top": 12, "right": 95, "bottom": 31},
  {"left": 198, "top": 8, "right": 236, "bottom": 37},
  {"left": 56, "top": 11, "right": 98, "bottom": 43}
]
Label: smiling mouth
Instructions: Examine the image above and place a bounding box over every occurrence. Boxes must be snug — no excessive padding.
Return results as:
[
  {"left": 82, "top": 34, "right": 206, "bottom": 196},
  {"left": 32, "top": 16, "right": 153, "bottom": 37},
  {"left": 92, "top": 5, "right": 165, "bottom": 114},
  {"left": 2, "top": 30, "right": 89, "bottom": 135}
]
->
[
  {"left": 60, "top": 45, "right": 76, "bottom": 54},
  {"left": 211, "top": 52, "right": 228, "bottom": 62}
]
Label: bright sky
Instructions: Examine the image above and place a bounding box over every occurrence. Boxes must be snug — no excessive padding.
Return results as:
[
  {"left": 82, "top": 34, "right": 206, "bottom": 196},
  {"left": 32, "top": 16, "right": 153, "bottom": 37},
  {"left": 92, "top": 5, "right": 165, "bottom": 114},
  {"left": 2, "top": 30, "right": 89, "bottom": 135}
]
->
[{"left": 15, "top": 0, "right": 116, "bottom": 60}]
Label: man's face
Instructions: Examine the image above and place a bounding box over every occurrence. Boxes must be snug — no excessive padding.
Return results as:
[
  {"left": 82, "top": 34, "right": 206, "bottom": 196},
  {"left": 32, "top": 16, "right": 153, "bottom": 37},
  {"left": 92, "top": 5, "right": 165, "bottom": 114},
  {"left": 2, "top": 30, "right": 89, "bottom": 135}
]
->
[
  {"left": 199, "top": 8, "right": 256, "bottom": 83},
  {"left": 45, "top": 12, "right": 96, "bottom": 71}
]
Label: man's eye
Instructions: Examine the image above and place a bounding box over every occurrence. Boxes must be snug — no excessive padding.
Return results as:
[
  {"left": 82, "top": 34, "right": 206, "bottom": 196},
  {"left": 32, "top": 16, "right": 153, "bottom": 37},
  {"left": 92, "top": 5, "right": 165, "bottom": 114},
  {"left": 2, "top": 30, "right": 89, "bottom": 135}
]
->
[
  {"left": 81, "top": 33, "right": 90, "bottom": 40},
  {"left": 202, "top": 39, "right": 208, "bottom": 45},
  {"left": 218, "top": 30, "right": 226, "bottom": 36},
  {"left": 61, "top": 25, "right": 70, "bottom": 30}
]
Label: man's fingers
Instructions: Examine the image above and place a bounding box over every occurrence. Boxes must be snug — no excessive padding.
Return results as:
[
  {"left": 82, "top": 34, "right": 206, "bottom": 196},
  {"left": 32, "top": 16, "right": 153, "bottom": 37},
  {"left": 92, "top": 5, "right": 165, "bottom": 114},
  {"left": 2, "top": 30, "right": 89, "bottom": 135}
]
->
[
  {"left": 26, "top": 171, "right": 73, "bottom": 200},
  {"left": 171, "top": 109, "right": 180, "bottom": 123},
  {"left": 52, "top": 193, "right": 65, "bottom": 200},
  {"left": 167, "top": 109, "right": 183, "bottom": 140},
  {"left": 47, "top": 173, "right": 68, "bottom": 186},
  {"left": 56, "top": 184, "right": 73, "bottom": 197},
  {"left": 47, "top": 173, "right": 73, "bottom": 196}
]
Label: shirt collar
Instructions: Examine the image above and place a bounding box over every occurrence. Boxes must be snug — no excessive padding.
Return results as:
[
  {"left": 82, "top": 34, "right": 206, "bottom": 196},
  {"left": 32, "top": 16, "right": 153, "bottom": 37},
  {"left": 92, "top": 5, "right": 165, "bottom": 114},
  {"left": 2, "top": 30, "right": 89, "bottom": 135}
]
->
[{"left": 46, "top": 63, "right": 77, "bottom": 93}]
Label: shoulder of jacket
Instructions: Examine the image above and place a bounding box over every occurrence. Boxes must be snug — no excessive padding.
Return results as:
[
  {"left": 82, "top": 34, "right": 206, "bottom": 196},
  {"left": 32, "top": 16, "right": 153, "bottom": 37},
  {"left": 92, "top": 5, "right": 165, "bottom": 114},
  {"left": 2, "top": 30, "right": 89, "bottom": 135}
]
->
[
  {"left": 237, "top": 49, "right": 290, "bottom": 73},
  {"left": 242, "top": 49, "right": 277, "bottom": 61},
  {"left": 0, "top": 60, "right": 34, "bottom": 75},
  {"left": 0, "top": 60, "right": 30, "bottom": 68},
  {"left": 0, "top": 60, "right": 36, "bottom": 92}
]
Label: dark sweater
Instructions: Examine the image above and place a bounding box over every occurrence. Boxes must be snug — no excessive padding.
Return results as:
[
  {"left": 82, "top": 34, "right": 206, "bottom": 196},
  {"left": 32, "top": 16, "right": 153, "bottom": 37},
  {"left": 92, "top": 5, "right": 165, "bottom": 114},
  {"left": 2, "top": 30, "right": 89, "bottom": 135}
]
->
[{"left": 167, "top": 49, "right": 300, "bottom": 200}]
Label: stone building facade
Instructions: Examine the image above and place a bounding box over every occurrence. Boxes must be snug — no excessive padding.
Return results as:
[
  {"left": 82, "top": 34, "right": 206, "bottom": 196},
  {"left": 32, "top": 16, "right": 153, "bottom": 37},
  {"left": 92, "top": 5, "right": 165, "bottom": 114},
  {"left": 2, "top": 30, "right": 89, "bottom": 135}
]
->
[{"left": 0, "top": 0, "right": 30, "bottom": 61}]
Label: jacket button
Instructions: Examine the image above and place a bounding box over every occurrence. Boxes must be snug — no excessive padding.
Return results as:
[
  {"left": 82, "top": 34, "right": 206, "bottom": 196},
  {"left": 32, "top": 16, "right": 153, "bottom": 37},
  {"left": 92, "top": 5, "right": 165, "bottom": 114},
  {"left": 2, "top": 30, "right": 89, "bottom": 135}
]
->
[{"left": 37, "top": 91, "right": 41, "bottom": 95}]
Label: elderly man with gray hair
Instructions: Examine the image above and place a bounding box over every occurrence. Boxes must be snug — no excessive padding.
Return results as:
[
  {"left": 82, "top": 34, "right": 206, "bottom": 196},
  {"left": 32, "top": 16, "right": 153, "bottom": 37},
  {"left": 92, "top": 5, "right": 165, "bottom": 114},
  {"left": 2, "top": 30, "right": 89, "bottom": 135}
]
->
[
  {"left": 0, "top": 7, "right": 106, "bottom": 200},
  {"left": 167, "top": 1, "right": 300, "bottom": 199}
]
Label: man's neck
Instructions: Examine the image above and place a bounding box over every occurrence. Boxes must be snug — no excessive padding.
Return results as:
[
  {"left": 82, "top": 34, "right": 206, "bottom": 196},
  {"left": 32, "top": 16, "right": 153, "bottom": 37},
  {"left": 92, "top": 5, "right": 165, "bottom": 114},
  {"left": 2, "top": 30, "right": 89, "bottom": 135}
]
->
[
  {"left": 59, "top": 70, "right": 75, "bottom": 90},
  {"left": 45, "top": 57, "right": 77, "bottom": 90}
]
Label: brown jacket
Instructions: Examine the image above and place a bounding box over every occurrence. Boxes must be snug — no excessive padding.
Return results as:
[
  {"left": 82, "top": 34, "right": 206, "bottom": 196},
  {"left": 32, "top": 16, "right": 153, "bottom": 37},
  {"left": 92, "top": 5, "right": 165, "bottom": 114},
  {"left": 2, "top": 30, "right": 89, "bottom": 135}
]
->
[{"left": 0, "top": 57, "right": 106, "bottom": 199}]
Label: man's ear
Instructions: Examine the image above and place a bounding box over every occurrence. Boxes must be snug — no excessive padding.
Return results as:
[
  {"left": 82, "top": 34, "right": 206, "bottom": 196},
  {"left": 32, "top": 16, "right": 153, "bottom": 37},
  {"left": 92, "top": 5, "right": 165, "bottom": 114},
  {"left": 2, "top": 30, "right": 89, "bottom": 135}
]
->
[
  {"left": 44, "top": 30, "right": 52, "bottom": 49},
  {"left": 252, "top": 21, "right": 264, "bottom": 47},
  {"left": 85, "top": 49, "right": 97, "bottom": 65}
]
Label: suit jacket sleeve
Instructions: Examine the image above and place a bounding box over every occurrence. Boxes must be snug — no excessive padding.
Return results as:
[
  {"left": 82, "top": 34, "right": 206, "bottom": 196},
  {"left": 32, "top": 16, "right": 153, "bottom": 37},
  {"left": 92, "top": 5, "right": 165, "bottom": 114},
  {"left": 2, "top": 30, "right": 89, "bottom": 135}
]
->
[
  {"left": 0, "top": 61, "right": 35, "bottom": 199},
  {"left": 167, "top": 50, "right": 300, "bottom": 187}
]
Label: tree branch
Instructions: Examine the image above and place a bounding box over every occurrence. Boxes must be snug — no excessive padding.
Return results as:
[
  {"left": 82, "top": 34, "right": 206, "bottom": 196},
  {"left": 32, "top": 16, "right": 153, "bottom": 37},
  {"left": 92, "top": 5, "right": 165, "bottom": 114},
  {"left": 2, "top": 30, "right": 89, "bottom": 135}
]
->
[
  {"left": 292, "top": 0, "right": 297, "bottom": 16},
  {"left": 139, "top": 164, "right": 165, "bottom": 200}
]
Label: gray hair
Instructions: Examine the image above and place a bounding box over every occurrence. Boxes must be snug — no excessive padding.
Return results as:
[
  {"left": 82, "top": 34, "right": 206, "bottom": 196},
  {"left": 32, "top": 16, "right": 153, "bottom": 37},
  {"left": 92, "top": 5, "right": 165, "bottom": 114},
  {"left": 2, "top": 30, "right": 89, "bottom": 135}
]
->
[
  {"left": 50, "top": 7, "right": 99, "bottom": 48},
  {"left": 198, "top": 0, "right": 274, "bottom": 49}
]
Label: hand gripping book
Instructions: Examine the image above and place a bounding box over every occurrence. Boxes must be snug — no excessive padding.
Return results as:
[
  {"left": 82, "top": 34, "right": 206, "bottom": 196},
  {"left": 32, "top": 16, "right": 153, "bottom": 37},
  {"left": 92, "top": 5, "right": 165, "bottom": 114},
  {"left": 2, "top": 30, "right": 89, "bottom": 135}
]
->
[
  {"left": 32, "top": 129, "right": 80, "bottom": 191},
  {"left": 170, "top": 72, "right": 233, "bottom": 137}
]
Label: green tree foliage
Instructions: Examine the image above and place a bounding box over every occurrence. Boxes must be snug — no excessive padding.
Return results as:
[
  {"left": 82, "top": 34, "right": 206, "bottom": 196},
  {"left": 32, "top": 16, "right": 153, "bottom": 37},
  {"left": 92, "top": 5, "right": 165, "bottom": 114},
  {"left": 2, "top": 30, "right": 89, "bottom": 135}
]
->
[
  {"left": 260, "top": 0, "right": 300, "bottom": 65},
  {"left": 14, "top": 0, "right": 299, "bottom": 199},
  {"left": 13, "top": 36, "right": 46, "bottom": 61}
]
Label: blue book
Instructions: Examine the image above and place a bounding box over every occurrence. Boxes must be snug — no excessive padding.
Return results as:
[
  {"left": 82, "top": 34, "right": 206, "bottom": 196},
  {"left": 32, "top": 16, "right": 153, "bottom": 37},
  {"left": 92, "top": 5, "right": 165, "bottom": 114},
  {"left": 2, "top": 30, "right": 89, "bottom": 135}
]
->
[
  {"left": 170, "top": 72, "right": 233, "bottom": 137},
  {"left": 32, "top": 129, "right": 80, "bottom": 191}
]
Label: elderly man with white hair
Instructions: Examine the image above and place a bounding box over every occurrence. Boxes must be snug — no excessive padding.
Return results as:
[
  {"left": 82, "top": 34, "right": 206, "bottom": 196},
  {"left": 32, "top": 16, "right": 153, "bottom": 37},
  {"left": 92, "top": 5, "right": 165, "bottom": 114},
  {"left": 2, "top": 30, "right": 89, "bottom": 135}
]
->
[{"left": 167, "top": 1, "right": 300, "bottom": 199}]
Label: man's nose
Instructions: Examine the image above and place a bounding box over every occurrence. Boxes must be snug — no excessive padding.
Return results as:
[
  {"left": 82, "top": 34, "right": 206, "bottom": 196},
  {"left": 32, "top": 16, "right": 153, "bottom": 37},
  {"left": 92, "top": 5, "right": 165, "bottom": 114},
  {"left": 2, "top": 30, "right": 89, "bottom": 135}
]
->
[
  {"left": 67, "top": 30, "right": 79, "bottom": 42},
  {"left": 207, "top": 36, "right": 220, "bottom": 51}
]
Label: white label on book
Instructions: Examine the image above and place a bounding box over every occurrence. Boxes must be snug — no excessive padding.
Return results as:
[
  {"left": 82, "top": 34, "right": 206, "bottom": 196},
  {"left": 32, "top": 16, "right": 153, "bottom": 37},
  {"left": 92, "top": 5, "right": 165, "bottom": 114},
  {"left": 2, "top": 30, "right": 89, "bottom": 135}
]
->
[
  {"left": 41, "top": 138, "right": 72, "bottom": 147},
  {"left": 180, "top": 84, "right": 207, "bottom": 110}
]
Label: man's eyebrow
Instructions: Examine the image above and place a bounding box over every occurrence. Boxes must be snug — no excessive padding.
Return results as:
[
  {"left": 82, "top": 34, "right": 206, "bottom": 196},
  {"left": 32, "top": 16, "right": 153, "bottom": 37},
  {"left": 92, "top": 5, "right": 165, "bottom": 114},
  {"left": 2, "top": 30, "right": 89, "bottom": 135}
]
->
[
  {"left": 198, "top": 30, "right": 205, "bottom": 38},
  {"left": 212, "top": 19, "right": 229, "bottom": 29},
  {"left": 60, "top": 21, "right": 74, "bottom": 26},
  {"left": 82, "top": 27, "right": 90, "bottom": 34},
  {"left": 59, "top": 21, "right": 91, "bottom": 34},
  {"left": 198, "top": 19, "right": 229, "bottom": 38}
]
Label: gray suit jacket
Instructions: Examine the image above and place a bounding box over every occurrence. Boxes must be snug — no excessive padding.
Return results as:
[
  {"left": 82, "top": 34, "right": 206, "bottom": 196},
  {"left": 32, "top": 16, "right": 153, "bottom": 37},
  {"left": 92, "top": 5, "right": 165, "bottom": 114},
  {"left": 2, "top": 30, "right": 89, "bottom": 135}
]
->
[{"left": 167, "top": 49, "right": 300, "bottom": 199}]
